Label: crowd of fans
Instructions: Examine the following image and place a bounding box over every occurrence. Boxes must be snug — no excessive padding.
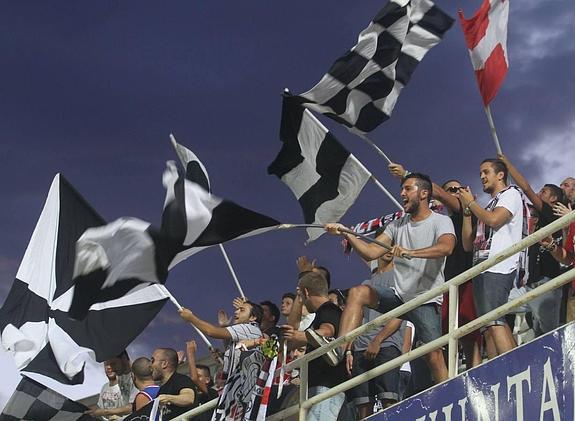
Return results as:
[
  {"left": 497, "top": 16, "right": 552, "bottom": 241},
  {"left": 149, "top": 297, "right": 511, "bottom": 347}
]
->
[{"left": 87, "top": 156, "right": 575, "bottom": 420}]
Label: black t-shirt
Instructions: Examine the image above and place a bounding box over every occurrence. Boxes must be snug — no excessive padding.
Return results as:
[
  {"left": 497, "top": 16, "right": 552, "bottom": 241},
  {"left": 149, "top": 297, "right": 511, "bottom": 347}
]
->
[
  {"left": 195, "top": 387, "right": 218, "bottom": 421},
  {"left": 307, "top": 301, "right": 346, "bottom": 388},
  {"left": 445, "top": 211, "right": 474, "bottom": 280},
  {"left": 159, "top": 372, "right": 198, "bottom": 420},
  {"left": 528, "top": 202, "right": 561, "bottom": 283}
]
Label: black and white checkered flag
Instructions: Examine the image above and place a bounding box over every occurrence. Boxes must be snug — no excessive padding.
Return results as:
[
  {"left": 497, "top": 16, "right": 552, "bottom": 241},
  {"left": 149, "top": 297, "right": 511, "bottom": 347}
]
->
[
  {"left": 297, "top": 0, "right": 454, "bottom": 134},
  {"left": 0, "top": 377, "right": 96, "bottom": 421},
  {"left": 268, "top": 94, "right": 371, "bottom": 242}
]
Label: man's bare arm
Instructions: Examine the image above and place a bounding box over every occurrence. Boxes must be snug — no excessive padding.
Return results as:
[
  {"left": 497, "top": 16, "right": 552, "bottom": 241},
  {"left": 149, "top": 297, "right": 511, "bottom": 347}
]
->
[
  {"left": 499, "top": 154, "right": 542, "bottom": 212},
  {"left": 179, "top": 308, "right": 231, "bottom": 340},
  {"left": 325, "top": 223, "right": 392, "bottom": 261}
]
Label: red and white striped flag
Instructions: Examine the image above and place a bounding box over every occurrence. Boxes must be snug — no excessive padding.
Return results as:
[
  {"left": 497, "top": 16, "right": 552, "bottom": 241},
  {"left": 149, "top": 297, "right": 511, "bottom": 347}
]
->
[{"left": 459, "top": 0, "right": 509, "bottom": 106}]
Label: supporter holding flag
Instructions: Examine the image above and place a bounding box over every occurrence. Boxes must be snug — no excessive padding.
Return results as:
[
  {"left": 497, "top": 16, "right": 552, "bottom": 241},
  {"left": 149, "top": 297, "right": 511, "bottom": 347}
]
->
[
  {"left": 388, "top": 162, "right": 482, "bottom": 368},
  {"left": 325, "top": 173, "right": 455, "bottom": 384}
]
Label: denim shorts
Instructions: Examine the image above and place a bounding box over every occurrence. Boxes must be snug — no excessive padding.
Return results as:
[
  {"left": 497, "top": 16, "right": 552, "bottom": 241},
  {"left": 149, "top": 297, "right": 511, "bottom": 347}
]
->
[
  {"left": 473, "top": 270, "right": 516, "bottom": 327},
  {"left": 369, "top": 284, "right": 442, "bottom": 345},
  {"left": 349, "top": 346, "right": 401, "bottom": 405}
]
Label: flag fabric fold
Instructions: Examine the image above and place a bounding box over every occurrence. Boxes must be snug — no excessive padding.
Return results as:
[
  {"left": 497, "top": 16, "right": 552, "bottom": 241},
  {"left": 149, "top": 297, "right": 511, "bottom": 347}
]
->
[
  {"left": 459, "top": 0, "right": 509, "bottom": 106},
  {"left": 164, "top": 143, "right": 282, "bottom": 268},
  {"left": 268, "top": 95, "right": 371, "bottom": 243},
  {"left": 297, "top": 0, "right": 454, "bottom": 134}
]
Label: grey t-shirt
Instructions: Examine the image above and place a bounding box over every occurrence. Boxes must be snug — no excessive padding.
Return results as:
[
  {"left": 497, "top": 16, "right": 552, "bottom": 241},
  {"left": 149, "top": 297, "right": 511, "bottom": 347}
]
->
[
  {"left": 354, "top": 271, "right": 404, "bottom": 352},
  {"left": 384, "top": 211, "right": 455, "bottom": 304}
]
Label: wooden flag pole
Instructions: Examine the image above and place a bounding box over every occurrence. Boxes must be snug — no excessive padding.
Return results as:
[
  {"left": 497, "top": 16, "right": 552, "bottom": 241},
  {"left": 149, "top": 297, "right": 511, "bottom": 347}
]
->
[
  {"left": 484, "top": 105, "right": 503, "bottom": 154},
  {"left": 169, "top": 133, "right": 247, "bottom": 299}
]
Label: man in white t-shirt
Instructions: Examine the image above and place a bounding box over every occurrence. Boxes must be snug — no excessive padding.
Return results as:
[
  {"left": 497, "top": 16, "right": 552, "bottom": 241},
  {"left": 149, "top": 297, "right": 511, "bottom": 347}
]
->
[{"left": 457, "top": 158, "right": 523, "bottom": 358}]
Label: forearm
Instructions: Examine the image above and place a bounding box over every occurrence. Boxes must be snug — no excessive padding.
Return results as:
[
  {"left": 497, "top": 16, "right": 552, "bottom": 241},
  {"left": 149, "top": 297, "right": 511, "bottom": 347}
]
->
[
  {"left": 408, "top": 234, "right": 455, "bottom": 259},
  {"left": 373, "top": 319, "right": 402, "bottom": 343},
  {"left": 286, "top": 331, "right": 307, "bottom": 348},
  {"left": 164, "top": 391, "right": 195, "bottom": 407},
  {"left": 186, "top": 346, "right": 207, "bottom": 394},
  {"left": 461, "top": 215, "right": 475, "bottom": 252},
  {"left": 467, "top": 201, "right": 506, "bottom": 229},
  {"left": 432, "top": 182, "right": 461, "bottom": 213},
  {"left": 182, "top": 311, "right": 230, "bottom": 340},
  {"left": 345, "top": 233, "right": 386, "bottom": 261},
  {"left": 104, "top": 404, "right": 132, "bottom": 416},
  {"left": 287, "top": 297, "right": 303, "bottom": 329}
]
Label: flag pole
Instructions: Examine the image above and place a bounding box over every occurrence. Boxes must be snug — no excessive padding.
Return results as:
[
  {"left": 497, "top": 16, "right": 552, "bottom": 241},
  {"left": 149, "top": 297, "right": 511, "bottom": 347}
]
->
[
  {"left": 155, "top": 284, "right": 223, "bottom": 363},
  {"left": 218, "top": 244, "right": 246, "bottom": 299},
  {"left": 277, "top": 223, "right": 412, "bottom": 259},
  {"left": 169, "top": 133, "right": 247, "bottom": 299},
  {"left": 358, "top": 133, "right": 393, "bottom": 165},
  {"left": 483, "top": 105, "right": 503, "bottom": 154}
]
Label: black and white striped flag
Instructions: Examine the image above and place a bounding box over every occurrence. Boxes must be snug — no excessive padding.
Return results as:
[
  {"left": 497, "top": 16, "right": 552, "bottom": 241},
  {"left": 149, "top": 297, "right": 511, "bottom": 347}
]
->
[
  {"left": 0, "top": 175, "right": 168, "bottom": 403},
  {"left": 297, "top": 0, "right": 454, "bottom": 134},
  {"left": 69, "top": 158, "right": 281, "bottom": 316},
  {"left": 162, "top": 156, "right": 281, "bottom": 269},
  {"left": 268, "top": 94, "right": 371, "bottom": 242}
]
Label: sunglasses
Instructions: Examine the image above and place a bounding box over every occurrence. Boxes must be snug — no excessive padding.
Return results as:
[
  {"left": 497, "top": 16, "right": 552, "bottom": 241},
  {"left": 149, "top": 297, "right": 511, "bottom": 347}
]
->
[{"left": 446, "top": 186, "right": 464, "bottom": 193}]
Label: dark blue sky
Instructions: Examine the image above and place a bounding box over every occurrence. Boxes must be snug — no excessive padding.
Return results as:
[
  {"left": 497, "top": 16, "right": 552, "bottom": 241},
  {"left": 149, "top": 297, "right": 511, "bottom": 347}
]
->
[{"left": 1, "top": 0, "right": 573, "bottom": 359}]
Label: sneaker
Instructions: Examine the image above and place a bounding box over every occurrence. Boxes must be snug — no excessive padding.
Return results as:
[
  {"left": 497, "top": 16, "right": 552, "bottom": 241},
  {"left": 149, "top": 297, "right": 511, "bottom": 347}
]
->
[{"left": 305, "top": 329, "right": 342, "bottom": 366}]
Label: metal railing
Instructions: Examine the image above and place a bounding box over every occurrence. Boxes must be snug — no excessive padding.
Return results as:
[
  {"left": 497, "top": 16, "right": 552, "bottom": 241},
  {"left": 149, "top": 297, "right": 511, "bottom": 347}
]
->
[{"left": 173, "top": 210, "right": 575, "bottom": 421}]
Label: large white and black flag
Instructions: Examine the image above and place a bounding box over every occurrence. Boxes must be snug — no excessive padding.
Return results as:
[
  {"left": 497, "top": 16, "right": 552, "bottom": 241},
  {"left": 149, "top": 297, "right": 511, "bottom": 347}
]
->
[
  {"left": 268, "top": 94, "right": 371, "bottom": 243},
  {"left": 296, "top": 0, "right": 454, "bottom": 134},
  {"left": 69, "top": 157, "right": 280, "bottom": 314},
  {"left": 0, "top": 175, "right": 168, "bottom": 402}
]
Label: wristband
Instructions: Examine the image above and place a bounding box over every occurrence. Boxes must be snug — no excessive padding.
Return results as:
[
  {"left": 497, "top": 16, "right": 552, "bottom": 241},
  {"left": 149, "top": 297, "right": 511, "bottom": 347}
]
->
[{"left": 345, "top": 350, "right": 353, "bottom": 356}]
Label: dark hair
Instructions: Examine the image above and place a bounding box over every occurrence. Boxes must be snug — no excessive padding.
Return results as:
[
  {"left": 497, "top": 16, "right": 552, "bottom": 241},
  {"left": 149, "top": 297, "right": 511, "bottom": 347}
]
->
[
  {"left": 196, "top": 364, "right": 213, "bottom": 387},
  {"left": 132, "top": 357, "right": 153, "bottom": 380},
  {"left": 116, "top": 350, "right": 130, "bottom": 361},
  {"left": 441, "top": 179, "right": 462, "bottom": 189},
  {"left": 281, "top": 292, "right": 296, "bottom": 301},
  {"left": 402, "top": 172, "right": 433, "bottom": 202},
  {"left": 299, "top": 271, "right": 328, "bottom": 296},
  {"left": 245, "top": 301, "right": 263, "bottom": 325},
  {"left": 315, "top": 266, "right": 331, "bottom": 289},
  {"left": 260, "top": 300, "right": 280, "bottom": 323},
  {"left": 544, "top": 184, "right": 566, "bottom": 204},
  {"left": 156, "top": 348, "right": 178, "bottom": 370},
  {"left": 328, "top": 289, "right": 346, "bottom": 307},
  {"left": 481, "top": 159, "right": 508, "bottom": 184}
]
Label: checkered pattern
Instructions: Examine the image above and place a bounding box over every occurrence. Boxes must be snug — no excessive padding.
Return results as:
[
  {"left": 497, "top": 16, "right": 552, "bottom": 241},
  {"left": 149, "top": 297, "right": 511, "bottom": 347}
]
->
[
  {"left": 0, "top": 377, "right": 96, "bottom": 421},
  {"left": 298, "top": 0, "right": 454, "bottom": 134}
]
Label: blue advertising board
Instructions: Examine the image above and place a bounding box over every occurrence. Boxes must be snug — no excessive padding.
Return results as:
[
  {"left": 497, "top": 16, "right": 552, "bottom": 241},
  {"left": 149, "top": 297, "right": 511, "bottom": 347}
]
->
[{"left": 373, "top": 322, "right": 575, "bottom": 420}]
